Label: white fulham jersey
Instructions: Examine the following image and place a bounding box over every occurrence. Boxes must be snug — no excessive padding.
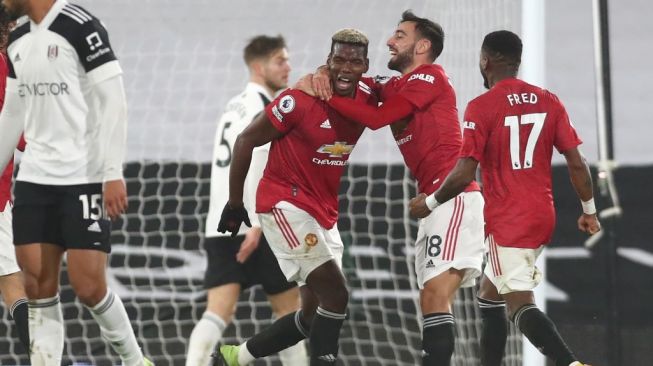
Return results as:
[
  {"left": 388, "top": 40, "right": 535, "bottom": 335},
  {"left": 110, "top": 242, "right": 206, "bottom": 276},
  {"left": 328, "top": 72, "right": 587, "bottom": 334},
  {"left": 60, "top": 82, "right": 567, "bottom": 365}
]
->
[
  {"left": 7, "top": 0, "right": 122, "bottom": 185},
  {"left": 205, "top": 82, "right": 273, "bottom": 237}
]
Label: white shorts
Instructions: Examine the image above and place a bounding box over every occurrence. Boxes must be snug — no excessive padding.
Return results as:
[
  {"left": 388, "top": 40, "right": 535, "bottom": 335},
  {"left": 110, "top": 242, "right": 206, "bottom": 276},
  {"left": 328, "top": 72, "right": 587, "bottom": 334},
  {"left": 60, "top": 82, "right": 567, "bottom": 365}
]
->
[
  {"left": 259, "top": 201, "right": 344, "bottom": 285},
  {"left": 0, "top": 202, "right": 20, "bottom": 276},
  {"left": 484, "top": 234, "right": 544, "bottom": 294},
  {"left": 414, "top": 191, "right": 485, "bottom": 289}
]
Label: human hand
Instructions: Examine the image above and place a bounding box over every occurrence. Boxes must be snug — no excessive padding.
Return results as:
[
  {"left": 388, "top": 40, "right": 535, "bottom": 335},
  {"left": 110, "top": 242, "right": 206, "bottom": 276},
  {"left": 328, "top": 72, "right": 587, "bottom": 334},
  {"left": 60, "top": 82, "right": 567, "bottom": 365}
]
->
[
  {"left": 294, "top": 74, "right": 317, "bottom": 97},
  {"left": 409, "top": 193, "right": 431, "bottom": 219},
  {"left": 578, "top": 213, "right": 601, "bottom": 235},
  {"left": 217, "top": 202, "right": 252, "bottom": 238},
  {"left": 104, "top": 179, "right": 128, "bottom": 220},
  {"left": 312, "top": 65, "right": 332, "bottom": 100},
  {"left": 236, "top": 227, "right": 262, "bottom": 263}
]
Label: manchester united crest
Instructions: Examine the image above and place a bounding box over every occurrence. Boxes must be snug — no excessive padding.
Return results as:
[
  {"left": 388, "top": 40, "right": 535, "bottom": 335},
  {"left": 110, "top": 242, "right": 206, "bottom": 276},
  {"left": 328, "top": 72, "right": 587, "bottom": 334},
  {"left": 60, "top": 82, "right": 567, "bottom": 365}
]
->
[{"left": 304, "top": 233, "right": 318, "bottom": 247}]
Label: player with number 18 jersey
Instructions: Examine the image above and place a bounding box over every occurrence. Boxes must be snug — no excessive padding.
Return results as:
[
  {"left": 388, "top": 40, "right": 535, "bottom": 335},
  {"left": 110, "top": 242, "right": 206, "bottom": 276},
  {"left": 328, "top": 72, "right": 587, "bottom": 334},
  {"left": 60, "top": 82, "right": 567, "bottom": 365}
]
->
[{"left": 461, "top": 78, "right": 582, "bottom": 248}]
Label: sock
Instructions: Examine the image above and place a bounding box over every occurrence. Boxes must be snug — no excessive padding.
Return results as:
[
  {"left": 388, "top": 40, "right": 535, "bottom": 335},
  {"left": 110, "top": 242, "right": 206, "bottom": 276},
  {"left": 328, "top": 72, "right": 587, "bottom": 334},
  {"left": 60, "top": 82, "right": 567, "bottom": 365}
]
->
[
  {"left": 278, "top": 340, "right": 308, "bottom": 366},
  {"left": 310, "top": 307, "right": 346, "bottom": 365},
  {"left": 186, "top": 311, "right": 227, "bottom": 366},
  {"left": 29, "top": 295, "right": 64, "bottom": 366},
  {"left": 10, "top": 298, "right": 30, "bottom": 355},
  {"left": 240, "top": 310, "right": 309, "bottom": 364},
  {"left": 478, "top": 297, "right": 508, "bottom": 366},
  {"left": 421, "top": 313, "right": 455, "bottom": 366},
  {"left": 87, "top": 289, "right": 144, "bottom": 366},
  {"left": 512, "top": 304, "right": 576, "bottom": 366}
]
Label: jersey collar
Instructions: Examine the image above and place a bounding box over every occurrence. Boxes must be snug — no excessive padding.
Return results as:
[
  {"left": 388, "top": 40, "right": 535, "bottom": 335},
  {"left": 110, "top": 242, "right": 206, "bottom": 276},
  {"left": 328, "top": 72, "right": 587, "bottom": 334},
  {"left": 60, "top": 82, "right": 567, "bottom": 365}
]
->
[
  {"left": 246, "top": 82, "right": 275, "bottom": 101},
  {"left": 31, "top": 0, "right": 67, "bottom": 31}
]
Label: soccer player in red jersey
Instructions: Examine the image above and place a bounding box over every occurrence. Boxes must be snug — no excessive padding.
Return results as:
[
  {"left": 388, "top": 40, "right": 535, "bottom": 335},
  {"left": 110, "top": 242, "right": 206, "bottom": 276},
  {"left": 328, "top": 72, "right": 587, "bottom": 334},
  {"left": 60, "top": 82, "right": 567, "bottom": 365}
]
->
[
  {"left": 410, "top": 31, "right": 600, "bottom": 366},
  {"left": 217, "top": 29, "right": 376, "bottom": 366},
  {"left": 0, "top": 8, "right": 29, "bottom": 358},
  {"left": 302, "top": 11, "right": 485, "bottom": 365}
]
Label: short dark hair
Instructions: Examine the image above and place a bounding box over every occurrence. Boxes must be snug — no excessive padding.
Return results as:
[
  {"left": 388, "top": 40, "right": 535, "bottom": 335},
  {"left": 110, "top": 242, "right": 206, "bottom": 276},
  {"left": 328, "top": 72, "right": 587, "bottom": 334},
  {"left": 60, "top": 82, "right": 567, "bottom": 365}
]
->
[
  {"left": 330, "top": 28, "right": 369, "bottom": 57},
  {"left": 400, "top": 10, "right": 444, "bottom": 61},
  {"left": 243, "top": 35, "right": 286, "bottom": 65},
  {"left": 482, "top": 30, "right": 522, "bottom": 68},
  {"left": 0, "top": 5, "right": 14, "bottom": 50}
]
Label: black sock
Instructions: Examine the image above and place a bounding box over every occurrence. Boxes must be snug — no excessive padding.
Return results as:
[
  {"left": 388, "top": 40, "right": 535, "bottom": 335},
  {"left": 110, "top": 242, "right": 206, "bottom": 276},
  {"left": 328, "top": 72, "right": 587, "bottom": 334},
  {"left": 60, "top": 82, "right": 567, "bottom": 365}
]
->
[
  {"left": 478, "top": 297, "right": 508, "bottom": 366},
  {"left": 10, "top": 298, "right": 30, "bottom": 355},
  {"left": 309, "top": 307, "right": 346, "bottom": 365},
  {"left": 512, "top": 304, "right": 575, "bottom": 366},
  {"left": 421, "top": 313, "right": 455, "bottom": 366},
  {"left": 246, "top": 310, "right": 309, "bottom": 358}
]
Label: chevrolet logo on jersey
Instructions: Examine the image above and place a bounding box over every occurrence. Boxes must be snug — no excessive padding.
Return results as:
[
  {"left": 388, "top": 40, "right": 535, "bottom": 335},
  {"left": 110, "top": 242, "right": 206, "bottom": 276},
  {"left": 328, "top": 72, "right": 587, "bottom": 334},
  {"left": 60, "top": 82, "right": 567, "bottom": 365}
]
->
[{"left": 317, "top": 142, "right": 354, "bottom": 157}]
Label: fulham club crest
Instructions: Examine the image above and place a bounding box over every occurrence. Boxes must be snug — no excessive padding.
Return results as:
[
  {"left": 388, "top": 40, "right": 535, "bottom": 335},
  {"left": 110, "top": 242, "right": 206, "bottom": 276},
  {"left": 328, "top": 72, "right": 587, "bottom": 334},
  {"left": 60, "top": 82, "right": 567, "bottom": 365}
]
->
[{"left": 47, "top": 45, "right": 59, "bottom": 60}]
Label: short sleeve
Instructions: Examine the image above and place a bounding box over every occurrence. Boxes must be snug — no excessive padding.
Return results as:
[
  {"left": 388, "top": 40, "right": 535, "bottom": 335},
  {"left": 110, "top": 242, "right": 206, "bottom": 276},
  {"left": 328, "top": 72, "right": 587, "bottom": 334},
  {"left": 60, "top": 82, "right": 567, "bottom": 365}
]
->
[
  {"left": 553, "top": 103, "right": 582, "bottom": 153},
  {"left": 397, "top": 69, "right": 443, "bottom": 110},
  {"left": 460, "top": 101, "right": 489, "bottom": 163},
  {"left": 264, "top": 89, "right": 308, "bottom": 134}
]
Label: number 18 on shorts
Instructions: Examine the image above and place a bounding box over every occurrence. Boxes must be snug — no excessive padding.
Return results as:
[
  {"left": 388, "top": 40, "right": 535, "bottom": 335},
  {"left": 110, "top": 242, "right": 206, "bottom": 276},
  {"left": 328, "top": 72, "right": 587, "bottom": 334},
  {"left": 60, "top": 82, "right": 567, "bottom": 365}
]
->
[{"left": 414, "top": 191, "right": 485, "bottom": 289}]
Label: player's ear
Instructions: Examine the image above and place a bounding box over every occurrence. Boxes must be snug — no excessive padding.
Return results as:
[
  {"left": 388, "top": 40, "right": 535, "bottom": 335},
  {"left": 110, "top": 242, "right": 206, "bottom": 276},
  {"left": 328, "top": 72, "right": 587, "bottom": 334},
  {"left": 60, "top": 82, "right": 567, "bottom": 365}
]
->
[
  {"left": 416, "top": 38, "right": 431, "bottom": 56},
  {"left": 364, "top": 57, "right": 369, "bottom": 73},
  {"left": 479, "top": 53, "right": 489, "bottom": 71},
  {"left": 326, "top": 53, "right": 332, "bottom": 66}
]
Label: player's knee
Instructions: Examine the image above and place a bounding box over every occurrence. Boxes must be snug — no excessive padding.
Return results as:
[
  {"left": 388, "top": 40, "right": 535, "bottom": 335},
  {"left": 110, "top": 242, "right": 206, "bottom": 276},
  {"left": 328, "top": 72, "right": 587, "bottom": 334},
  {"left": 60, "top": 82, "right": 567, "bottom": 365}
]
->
[
  {"left": 420, "top": 287, "right": 450, "bottom": 313},
  {"left": 319, "top": 285, "right": 348, "bottom": 313},
  {"left": 73, "top": 284, "right": 106, "bottom": 307}
]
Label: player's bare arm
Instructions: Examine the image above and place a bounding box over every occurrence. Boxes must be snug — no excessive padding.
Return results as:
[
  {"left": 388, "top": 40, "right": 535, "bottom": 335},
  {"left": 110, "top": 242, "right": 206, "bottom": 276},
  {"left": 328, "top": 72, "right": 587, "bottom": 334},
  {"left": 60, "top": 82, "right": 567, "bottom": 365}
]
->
[
  {"left": 409, "top": 157, "right": 478, "bottom": 219},
  {"left": 562, "top": 147, "right": 601, "bottom": 235},
  {"left": 236, "top": 227, "right": 262, "bottom": 263},
  {"left": 217, "top": 113, "right": 283, "bottom": 236}
]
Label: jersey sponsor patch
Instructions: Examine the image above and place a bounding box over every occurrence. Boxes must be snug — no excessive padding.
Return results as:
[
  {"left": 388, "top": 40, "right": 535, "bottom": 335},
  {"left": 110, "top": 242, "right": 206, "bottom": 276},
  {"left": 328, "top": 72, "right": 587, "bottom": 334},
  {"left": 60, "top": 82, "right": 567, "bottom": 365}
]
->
[
  {"left": 278, "top": 95, "right": 295, "bottom": 113},
  {"left": 407, "top": 73, "right": 435, "bottom": 84},
  {"left": 463, "top": 121, "right": 476, "bottom": 130},
  {"left": 316, "top": 141, "right": 354, "bottom": 157}
]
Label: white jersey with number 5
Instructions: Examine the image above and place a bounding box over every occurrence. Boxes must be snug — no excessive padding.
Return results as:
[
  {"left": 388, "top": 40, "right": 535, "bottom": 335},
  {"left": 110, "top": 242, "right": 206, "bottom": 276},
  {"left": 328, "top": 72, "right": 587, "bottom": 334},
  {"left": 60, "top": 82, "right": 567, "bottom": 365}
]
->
[
  {"left": 7, "top": 0, "right": 122, "bottom": 185},
  {"left": 205, "top": 82, "right": 273, "bottom": 238}
]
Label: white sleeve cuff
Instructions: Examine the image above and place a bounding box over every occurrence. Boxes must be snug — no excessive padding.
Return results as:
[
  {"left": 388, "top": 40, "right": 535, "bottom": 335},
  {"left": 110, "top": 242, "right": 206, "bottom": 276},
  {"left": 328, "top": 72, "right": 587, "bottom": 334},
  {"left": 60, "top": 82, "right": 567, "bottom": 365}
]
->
[{"left": 425, "top": 194, "right": 441, "bottom": 211}]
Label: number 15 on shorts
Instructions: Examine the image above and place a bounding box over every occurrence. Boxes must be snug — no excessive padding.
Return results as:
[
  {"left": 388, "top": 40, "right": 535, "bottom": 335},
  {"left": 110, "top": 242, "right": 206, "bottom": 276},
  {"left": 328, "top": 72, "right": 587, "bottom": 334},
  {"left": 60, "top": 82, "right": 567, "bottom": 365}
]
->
[
  {"left": 79, "top": 193, "right": 103, "bottom": 220},
  {"left": 426, "top": 235, "right": 442, "bottom": 258}
]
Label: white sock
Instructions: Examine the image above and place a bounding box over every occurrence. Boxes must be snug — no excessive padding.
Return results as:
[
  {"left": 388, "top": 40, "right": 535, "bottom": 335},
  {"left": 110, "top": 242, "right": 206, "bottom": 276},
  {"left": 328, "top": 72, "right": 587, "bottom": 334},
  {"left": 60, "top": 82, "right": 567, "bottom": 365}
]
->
[
  {"left": 29, "top": 295, "right": 64, "bottom": 366},
  {"left": 185, "top": 311, "right": 227, "bottom": 366},
  {"left": 238, "top": 341, "right": 256, "bottom": 365},
  {"left": 87, "top": 289, "right": 144, "bottom": 366},
  {"left": 278, "top": 340, "right": 308, "bottom": 366}
]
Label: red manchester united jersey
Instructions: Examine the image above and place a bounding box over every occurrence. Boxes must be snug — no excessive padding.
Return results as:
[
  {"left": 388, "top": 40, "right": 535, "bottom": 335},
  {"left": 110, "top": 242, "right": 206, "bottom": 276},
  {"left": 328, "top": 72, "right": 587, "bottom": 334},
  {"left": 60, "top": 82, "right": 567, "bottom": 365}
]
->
[
  {"left": 0, "top": 53, "right": 22, "bottom": 209},
  {"left": 460, "top": 78, "right": 582, "bottom": 248},
  {"left": 380, "top": 64, "right": 479, "bottom": 195},
  {"left": 258, "top": 84, "right": 377, "bottom": 229}
]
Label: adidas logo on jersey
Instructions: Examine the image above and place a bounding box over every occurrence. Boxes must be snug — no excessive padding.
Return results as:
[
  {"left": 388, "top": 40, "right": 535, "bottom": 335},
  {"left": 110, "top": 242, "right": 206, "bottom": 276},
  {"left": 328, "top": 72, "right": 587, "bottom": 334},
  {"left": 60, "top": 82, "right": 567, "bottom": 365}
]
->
[
  {"left": 426, "top": 259, "right": 435, "bottom": 268},
  {"left": 317, "top": 354, "right": 336, "bottom": 362},
  {"left": 87, "top": 221, "right": 102, "bottom": 233},
  {"left": 14, "top": 53, "right": 21, "bottom": 62},
  {"left": 320, "top": 119, "right": 332, "bottom": 129}
]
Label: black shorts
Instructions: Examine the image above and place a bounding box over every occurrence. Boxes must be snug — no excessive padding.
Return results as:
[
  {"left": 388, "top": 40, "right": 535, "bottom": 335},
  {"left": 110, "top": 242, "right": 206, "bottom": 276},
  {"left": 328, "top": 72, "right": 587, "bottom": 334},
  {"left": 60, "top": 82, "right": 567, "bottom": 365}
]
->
[
  {"left": 12, "top": 181, "right": 111, "bottom": 253},
  {"left": 204, "top": 234, "right": 296, "bottom": 295}
]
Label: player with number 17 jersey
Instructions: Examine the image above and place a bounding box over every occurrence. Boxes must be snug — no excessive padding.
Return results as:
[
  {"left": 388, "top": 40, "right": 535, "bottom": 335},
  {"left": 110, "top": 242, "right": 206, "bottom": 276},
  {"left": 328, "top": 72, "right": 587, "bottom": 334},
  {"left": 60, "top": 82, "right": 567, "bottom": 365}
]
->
[
  {"left": 257, "top": 83, "right": 377, "bottom": 230},
  {"left": 460, "top": 78, "right": 582, "bottom": 248}
]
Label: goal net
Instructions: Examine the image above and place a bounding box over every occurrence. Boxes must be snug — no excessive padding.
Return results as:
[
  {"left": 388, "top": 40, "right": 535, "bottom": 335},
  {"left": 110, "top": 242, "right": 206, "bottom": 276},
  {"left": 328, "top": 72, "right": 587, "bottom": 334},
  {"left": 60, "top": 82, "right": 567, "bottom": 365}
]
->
[{"left": 0, "top": 0, "right": 528, "bottom": 365}]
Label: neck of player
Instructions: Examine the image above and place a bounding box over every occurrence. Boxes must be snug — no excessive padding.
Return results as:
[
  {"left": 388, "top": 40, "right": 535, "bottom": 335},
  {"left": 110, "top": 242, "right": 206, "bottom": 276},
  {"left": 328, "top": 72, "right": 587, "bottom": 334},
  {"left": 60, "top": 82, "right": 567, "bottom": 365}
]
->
[
  {"left": 488, "top": 70, "right": 518, "bottom": 88},
  {"left": 28, "top": 0, "right": 56, "bottom": 24},
  {"left": 250, "top": 75, "right": 276, "bottom": 99}
]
